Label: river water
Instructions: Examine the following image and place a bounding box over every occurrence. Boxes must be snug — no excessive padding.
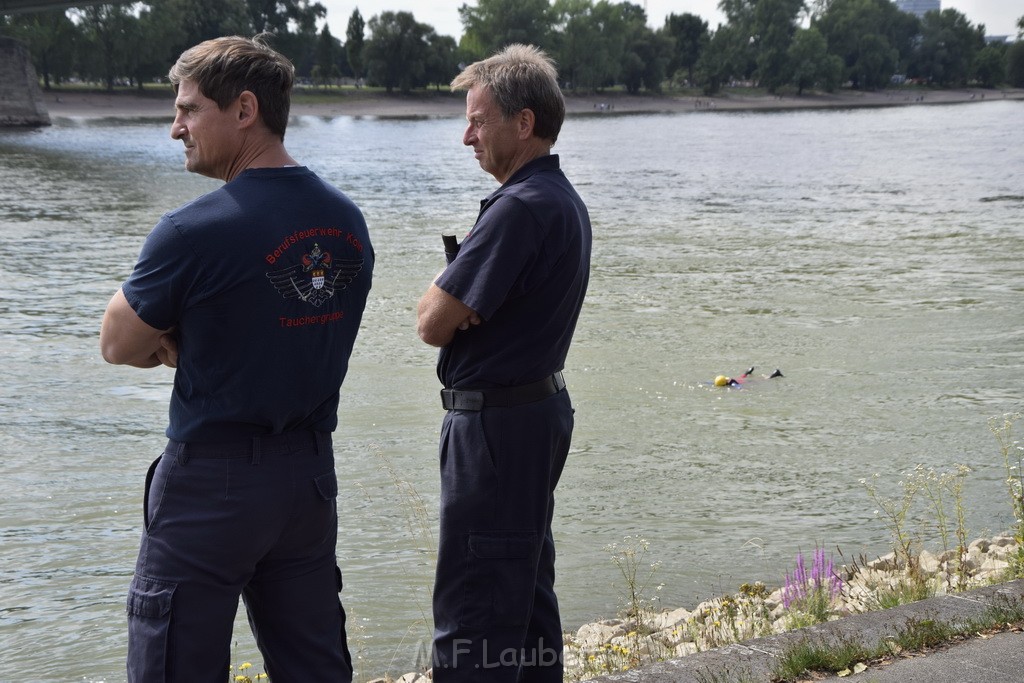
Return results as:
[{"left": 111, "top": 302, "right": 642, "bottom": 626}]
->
[{"left": 1, "top": 100, "right": 1022, "bottom": 681}]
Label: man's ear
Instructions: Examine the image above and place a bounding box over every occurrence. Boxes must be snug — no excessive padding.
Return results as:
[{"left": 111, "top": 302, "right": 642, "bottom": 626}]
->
[
  {"left": 237, "top": 90, "right": 259, "bottom": 129},
  {"left": 517, "top": 108, "right": 536, "bottom": 140}
]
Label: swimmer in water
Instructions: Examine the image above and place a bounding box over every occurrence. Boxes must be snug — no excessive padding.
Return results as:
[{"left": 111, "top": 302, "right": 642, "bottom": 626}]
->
[{"left": 713, "top": 367, "right": 783, "bottom": 387}]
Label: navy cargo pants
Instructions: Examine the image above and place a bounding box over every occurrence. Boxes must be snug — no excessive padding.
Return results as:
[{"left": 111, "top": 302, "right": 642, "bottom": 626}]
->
[
  {"left": 126, "top": 430, "right": 352, "bottom": 682},
  {"left": 432, "top": 390, "right": 573, "bottom": 683}
]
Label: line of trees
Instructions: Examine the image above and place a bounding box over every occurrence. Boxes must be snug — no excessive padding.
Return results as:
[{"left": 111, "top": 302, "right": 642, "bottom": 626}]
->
[{"left": 3, "top": 0, "right": 1024, "bottom": 95}]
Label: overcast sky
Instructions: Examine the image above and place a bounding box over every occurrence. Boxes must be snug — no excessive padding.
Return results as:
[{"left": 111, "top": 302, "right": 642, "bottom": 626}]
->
[{"left": 317, "top": 1, "right": 1021, "bottom": 42}]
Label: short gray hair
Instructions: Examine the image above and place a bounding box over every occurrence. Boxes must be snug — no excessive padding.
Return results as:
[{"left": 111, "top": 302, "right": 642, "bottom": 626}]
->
[{"left": 451, "top": 44, "right": 565, "bottom": 143}]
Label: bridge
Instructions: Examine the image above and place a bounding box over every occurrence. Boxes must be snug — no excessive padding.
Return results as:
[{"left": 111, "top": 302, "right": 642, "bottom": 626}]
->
[{"left": 1, "top": 1, "right": 110, "bottom": 125}]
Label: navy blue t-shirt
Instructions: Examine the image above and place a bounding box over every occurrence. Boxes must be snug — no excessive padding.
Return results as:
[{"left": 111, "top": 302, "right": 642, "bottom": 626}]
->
[
  {"left": 435, "top": 155, "right": 591, "bottom": 389},
  {"left": 122, "top": 166, "right": 373, "bottom": 442}
]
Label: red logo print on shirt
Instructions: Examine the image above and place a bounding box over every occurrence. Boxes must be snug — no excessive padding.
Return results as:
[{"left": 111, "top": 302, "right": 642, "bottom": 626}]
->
[{"left": 266, "top": 242, "right": 363, "bottom": 307}]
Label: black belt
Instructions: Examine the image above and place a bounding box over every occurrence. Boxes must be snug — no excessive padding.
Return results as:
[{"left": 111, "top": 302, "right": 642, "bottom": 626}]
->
[
  {"left": 165, "top": 431, "right": 329, "bottom": 463},
  {"left": 440, "top": 372, "right": 566, "bottom": 411}
]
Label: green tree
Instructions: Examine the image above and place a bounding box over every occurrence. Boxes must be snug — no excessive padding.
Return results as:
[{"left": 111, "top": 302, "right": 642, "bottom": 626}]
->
[
  {"left": 423, "top": 31, "right": 459, "bottom": 89},
  {"left": 346, "top": 9, "right": 365, "bottom": 83},
  {"left": 458, "top": 0, "right": 553, "bottom": 56},
  {"left": 364, "top": 11, "right": 429, "bottom": 93},
  {"left": 164, "top": 0, "right": 252, "bottom": 53},
  {"left": 663, "top": 12, "right": 709, "bottom": 86},
  {"left": 853, "top": 33, "right": 897, "bottom": 89},
  {"left": 613, "top": 2, "right": 671, "bottom": 93},
  {"left": 1006, "top": 41, "right": 1024, "bottom": 87},
  {"left": 271, "top": 27, "right": 320, "bottom": 78},
  {"left": 787, "top": 26, "right": 842, "bottom": 93},
  {"left": 973, "top": 43, "right": 1005, "bottom": 87},
  {"left": 617, "top": 2, "right": 648, "bottom": 93},
  {"left": 628, "top": 29, "right": 673, "bottom": 93},
  {"left": 719, "top": 0, "right": 757, "bottom": 30},
  {"left": 619, "top": 50, "right": 644, "bottom": 93},
  {"left": 4, "top": 9, "right": 77, "bottom": 89},
  {"left": 815, "top": 0, "right": 919, "bottom": 90},
  {"left": 909, "top": 8, "right": 985, "bottom": 86},
  {"left": 588, "top": 0, "right": 632, "bottom": 89},
  {"left": 74, "top": 4, "right": 138, "bottom": 90},
  {"left": 551, "top": 0, "right": 643, "bottom": 92},
  {"left": 695, "top": 23, "right": 745, "bottom": 94},
  {"left": 551, "top": 0, "right": 599, "bottom": 90},
  {"left": 716, "top": 0, "right": 758, "bottom": 81},
  {"left": 751, "top": 0, "right": 805, "bottom": 92},
  {"left": 312, "top": 23, "right": 341, "bottom": 86},
  {"left": 121, "top": 3, "right": 183, "bottom": 89},
  {"left": 245, "top": 0, "right": 324, "bottom": 34}
]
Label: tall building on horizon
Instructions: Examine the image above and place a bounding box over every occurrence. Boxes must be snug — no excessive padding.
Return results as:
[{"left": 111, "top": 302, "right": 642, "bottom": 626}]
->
[{"left": 895, "top": 0, "right": 941, "bottom": 18}]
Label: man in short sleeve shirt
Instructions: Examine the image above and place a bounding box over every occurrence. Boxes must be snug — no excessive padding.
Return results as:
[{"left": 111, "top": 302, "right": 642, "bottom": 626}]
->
[
  {"left": 417, "top": 44, "right": 592, "bottom": 683},
  {"left": 100, "top": 35, "right": 373, "bottom": 682}
]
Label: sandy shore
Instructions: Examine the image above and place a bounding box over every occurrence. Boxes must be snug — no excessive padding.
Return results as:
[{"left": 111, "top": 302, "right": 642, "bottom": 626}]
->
[{"left": 42, "top": 86, "right": 1024, "bottom": 121}]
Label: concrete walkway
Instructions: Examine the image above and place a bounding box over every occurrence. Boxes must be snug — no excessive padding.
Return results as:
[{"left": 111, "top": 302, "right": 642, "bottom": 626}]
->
[{"left": 588, "top": 580, "right": 1024, "bottom": 682}]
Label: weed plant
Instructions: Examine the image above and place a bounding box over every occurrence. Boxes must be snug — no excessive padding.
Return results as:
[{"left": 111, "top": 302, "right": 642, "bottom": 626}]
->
[
  {"left": 229, "top": 661, "right": 268, "bottom": 682},
  {"left": 860, "top": 459, "right": 974, "bottom": 603},
  {"left": 773, "top": 635, "right": 874, "bottom": 681},
  {"left": 992, "top": 412, "right": 1024, "bottom": 576},
  {"left": 862, "top": 471, "right": 920, "bottom": 577},
  {"left": 687, "top": 589, "right": 773, "bottom": 650},
  {"left": 984, "top": 593, "right": 1024, "bottom": 624},
  {"left": 693, "top": 666, "right": 760, "bottom": 683},
  {"left": 864, "top": 574, "right": 937, "bottom": 611},
  {"left": 779, "top": 547, "right": 842, "bottom": 627},
  {"left": 770, "top": 606, "right": 1024, "bottom": 682},
  {"left": 609, "top": 535, "right": 662, "bottom": 627}
]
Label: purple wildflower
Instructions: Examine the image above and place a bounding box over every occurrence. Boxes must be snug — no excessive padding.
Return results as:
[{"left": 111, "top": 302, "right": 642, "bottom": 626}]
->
[{"left": 782, "top": 547, "right": 842, "bottom": 610}]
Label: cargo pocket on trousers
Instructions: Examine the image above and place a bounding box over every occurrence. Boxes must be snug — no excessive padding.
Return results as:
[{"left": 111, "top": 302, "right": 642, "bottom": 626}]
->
[
  {"left": 126, "top": 575, "right": 176, "bottom": 678},
  {"left": 460, "top": 532, "right": 538, "bottom": 628},
  {"left": 312, "top": 471, "right": 339, "bottom": 544},
  {"left": 314, "top": 471, "right": 338, "bottom": 500}
]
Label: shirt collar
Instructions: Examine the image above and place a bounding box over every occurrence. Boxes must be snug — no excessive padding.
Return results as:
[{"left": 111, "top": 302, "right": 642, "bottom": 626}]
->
[{"left": 500, "top": 154, "right": 560, "bottom": 188}]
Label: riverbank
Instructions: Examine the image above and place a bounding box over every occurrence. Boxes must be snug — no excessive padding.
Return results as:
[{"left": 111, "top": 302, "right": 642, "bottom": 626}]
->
[
  {"left": 369, "top": 536, "right": 1023, "bottom": 682},
  {"left": 42, "top": 86, "right": 1024, "bottom": 121},
  {"left": 559, "top": 536, "right": 1019, "bottom": 680}
]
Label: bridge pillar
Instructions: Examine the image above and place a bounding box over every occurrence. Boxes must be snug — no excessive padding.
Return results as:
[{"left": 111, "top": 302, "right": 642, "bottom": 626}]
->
[{"left": 1, "top": 35, "right": 50, "bottom": 127}]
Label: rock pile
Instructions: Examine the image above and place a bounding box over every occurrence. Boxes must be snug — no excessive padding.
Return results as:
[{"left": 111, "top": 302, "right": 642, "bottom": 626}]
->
[
  {"left": 369, "top": 536, "right": 1020, "bottom": 682},
  {"left": 564, "top": 536, "right": 1019, "bottom": 679}
]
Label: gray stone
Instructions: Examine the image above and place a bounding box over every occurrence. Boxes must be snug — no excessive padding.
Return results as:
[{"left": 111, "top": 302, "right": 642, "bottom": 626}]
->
[{"left": 649, "top": 607, "right": 691, "bottom": 631}]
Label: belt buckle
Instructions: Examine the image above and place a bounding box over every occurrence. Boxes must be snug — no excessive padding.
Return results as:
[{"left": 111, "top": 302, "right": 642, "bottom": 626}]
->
[{"left": 440, "top": 388, "right": 455, "bottom": 410}]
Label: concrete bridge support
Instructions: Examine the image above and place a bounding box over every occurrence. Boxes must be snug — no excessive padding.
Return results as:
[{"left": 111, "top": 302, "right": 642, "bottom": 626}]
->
[{"left": 0, "top": 35, "right": 50, "bottom": 127}]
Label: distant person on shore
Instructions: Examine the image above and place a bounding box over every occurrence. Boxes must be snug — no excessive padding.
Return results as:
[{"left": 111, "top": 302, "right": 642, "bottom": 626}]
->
[
  {"left": 417, "top": 44, "right": 592, "bottom": 682},
  {"left": 99, "top": 34, "right": 373, "bottom": 682}
]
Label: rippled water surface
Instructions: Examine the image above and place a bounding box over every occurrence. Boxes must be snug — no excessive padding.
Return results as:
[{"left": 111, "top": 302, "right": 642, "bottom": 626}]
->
[{"left": 1, "top": 100, "right": 1022, "bottom": 681}]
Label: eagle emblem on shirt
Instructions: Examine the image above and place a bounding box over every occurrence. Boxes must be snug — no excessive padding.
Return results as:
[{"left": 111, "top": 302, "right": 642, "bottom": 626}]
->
[{"left": 266, "top": 243, "right": 363, "bottom": 307}]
